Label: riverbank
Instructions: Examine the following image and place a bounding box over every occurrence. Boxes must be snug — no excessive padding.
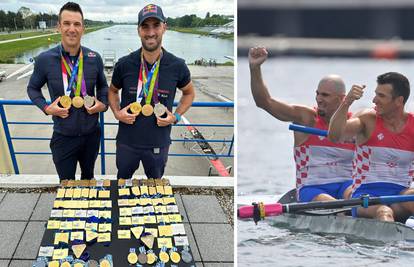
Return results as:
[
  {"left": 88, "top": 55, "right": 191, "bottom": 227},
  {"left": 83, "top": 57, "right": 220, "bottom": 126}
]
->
[
  {"left": 169, "top": 27, "right": 233, "bottom": 40},
  {"left": 0, "top": 25, "right": 110, "bottom": 63}
]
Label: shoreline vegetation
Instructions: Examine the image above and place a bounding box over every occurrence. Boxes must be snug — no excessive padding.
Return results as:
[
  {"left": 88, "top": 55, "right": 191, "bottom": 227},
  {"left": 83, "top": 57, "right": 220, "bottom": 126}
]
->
[
  {"left": 0, "top": 25, "right": 109, "bottom": 63},
  {"left": 168, "top": 27, "right": 233, "bottom": 40}
]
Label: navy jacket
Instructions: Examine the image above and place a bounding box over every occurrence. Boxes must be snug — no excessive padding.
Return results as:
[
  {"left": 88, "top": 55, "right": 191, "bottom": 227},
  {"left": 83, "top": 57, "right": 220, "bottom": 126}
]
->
[{"left": 27, "top": 45, "right": 108, "bottom": 136}]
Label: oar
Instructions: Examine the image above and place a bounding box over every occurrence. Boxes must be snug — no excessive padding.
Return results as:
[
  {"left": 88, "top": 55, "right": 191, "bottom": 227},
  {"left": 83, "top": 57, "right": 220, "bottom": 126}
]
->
[
  {"left": 238, "top": 194, "right": 414, "bottom": 223},
  {"left": 289, "top": 124, "right": 327, "bottom": 137}
]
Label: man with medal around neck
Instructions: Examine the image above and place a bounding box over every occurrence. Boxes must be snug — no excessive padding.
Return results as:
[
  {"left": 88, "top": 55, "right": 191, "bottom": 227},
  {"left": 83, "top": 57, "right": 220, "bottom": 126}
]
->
[
  {"left": 27, "top": 2, "right": 108, "bottom": 180},
  {"left": 108, "top": 4, "right": 195, "bottom": 179}
]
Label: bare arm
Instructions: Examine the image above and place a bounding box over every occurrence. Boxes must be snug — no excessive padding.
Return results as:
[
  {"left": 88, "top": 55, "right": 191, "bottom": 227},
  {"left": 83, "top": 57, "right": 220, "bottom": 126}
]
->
[
  {"left": 157, "top": 81, "right": 195, "bottom": 127},
  {"left": 328, "top": 85, "right": 366, "bottom": 142},
  {"left": 249, "top": 47, "right": 315, "bottom": 125}
]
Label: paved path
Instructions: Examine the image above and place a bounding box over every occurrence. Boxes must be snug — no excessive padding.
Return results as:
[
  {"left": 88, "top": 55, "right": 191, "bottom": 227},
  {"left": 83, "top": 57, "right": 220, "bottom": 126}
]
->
[
  {"left": 0, "top": 33, "right": 58, "bottom": 44},
  {"left": 0, "top": 192, "right": 233, "bottom": 267}
]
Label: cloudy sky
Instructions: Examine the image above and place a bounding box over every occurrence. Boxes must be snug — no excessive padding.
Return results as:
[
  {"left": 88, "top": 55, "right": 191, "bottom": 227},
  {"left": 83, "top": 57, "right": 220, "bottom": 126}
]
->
[{"left": 2, "top": 0, "right": 234, "bottom": 22}]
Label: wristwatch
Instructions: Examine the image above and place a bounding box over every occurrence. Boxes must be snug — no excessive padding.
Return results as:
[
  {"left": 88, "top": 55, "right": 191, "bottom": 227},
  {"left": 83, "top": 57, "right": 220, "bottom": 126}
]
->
[{"left": 174, "top": 112, "right": 181, "bottom": 124}]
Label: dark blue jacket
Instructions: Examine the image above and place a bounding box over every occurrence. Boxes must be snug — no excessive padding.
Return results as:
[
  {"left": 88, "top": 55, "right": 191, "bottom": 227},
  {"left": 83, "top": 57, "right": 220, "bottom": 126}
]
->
[{"left": 27, "top": 45, "right": 108, "bottom": 136}]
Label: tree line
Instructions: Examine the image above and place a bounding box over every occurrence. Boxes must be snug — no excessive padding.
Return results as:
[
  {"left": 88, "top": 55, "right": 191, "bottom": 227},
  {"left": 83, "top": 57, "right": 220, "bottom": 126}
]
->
[
  {"left": 166, "top": 13, "right": 232, "bottom": 28},
  {"left": 0, "top": 9, "right": 113, "bottom": 32}
]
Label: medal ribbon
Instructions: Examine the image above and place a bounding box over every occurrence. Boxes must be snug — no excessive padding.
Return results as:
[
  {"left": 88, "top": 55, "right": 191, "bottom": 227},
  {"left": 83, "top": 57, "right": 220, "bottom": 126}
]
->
[
  {"left": 138, "top": 51, "right": 161, "bottom": 105},
  {"left": 60, "top": 47, "right": 86, "bottom": 97}
]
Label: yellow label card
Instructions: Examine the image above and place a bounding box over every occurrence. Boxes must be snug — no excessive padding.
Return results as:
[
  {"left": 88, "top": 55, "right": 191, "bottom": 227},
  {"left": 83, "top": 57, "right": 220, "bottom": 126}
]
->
[
  {"left": 143, "top": 215, "right": 157, "bottom": 224},
  {"left": 64, "top": 188, "right": 73, "bottom": 198},
  {"left": 54, "top": 232, "right": 69, "bottom": 245},
  {"left": 119, "top": 217, "right": 132, "bottom": 226},
  {"left": 59, "top": 221, "right": 73, "bottom": 230},
  {"left": 120, "top": 207, "right": 132, "bottom": 217},
  {"left": 72, "top": 220, "right": 86, "bottom": 230},
  {"left": 131, "top": 216, "right": 144, "bottom": 225},
  {"left": 98, "top": 190, "right": 110, "bottom": 198},
  {"left": 131, "top": 186, "right": 140, "bottom": 196},
  {"left": 118, "top": 188, "right": 130, "bottom": 196},
  {"left": 163, "top": 197, "right": 176, "bottom": 205},
  {"left": 98, "top": 223, "right": 112, "bottom": 232},
  {"left": 163, "top": 186, "right": 173, "bottom": 195},
  {"left": 47, "top": 220, "right": 61, "bottom": 230},
  {"left": 154, "top": 205, "right": 167, "bottom": 213},
  {"left": 118, "top": 199, "right": 129, "bottom": 207},
  {"left": 97, "top": 232, "right": 111, "bottom": 242},
  {"left": 85, "top": 222, "right": 98, "bottom": 232},
  {"left": 117, "top": 229, "right": 131, "bottom": 239},
  {"left": 62, "top": 209, "right": 76, "bottom": 217},
  {"left": 56, "top": 188, "right": 66, "bottom": 198},
  {"left": 53, "top": 200, "right": 64, "bottom": 208},
  {"left": 169, "top": 214, "right": 182, "bottom": 223},
  {"left": 156, "top": 186, "right": 164, "bottom": 195},
  {"left": 99, "top": 210, "right": 111, "bottom": 219},
  {"left": 81, "top": 188, "right": 90, "bottom": 198},
  {"left": 140, "top": 186, "right": 149, "bottom": 195},
  {"left": 140, "top": 198, "right": 152, "bottom": 206},
  {"left": 100, "top": 200, "right": 112, "bottom": 208},
  {"left": 156, "top": 215, "right": 170, "bottom": 224},
  {"left": 52, "top": 248, "right": 68, "bottom": 260},
  {"left": 89, "top": 189, "right": 98, "bottom": 199},
  {"left": 89, "top": 200, "right": 101, "bottom": 208},
  {"left": 73, "top": 188, "right": 82, "bottom": 198},
  {"left": 157, "top": 237, "right": 173, "bottom": 248},
  {"left": 158, "top": 225, "right": 173, "bottom": 236},
  {"left": 70, "top": 231, "right": 84, "bottom": 241},
  {"left": 148, "top": 186, "right": 156, "bottom": 196}
]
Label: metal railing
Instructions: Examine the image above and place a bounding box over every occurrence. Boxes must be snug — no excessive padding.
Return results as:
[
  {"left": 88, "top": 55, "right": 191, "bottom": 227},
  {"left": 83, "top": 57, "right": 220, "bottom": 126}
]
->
[{"left": 0, "top": 100, "right": 234, "bottom": 174}]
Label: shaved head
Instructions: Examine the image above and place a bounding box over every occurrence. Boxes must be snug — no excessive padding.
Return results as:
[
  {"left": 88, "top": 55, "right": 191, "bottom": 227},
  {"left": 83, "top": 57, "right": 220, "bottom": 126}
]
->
[{"left": 318, "top": 75, "right": 346, "bottom": 95}]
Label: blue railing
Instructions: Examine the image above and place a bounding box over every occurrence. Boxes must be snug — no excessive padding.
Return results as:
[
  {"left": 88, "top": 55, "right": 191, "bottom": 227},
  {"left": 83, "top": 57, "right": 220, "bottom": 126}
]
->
[{"left": 0, "top": 100, "right": 234, "bottom": 174}]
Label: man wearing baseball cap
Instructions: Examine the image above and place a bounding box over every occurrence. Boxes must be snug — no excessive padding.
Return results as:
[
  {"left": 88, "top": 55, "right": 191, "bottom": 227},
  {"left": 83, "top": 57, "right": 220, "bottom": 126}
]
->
[{"left": 108, "top": 4, "right": 195, "bottom": 179}]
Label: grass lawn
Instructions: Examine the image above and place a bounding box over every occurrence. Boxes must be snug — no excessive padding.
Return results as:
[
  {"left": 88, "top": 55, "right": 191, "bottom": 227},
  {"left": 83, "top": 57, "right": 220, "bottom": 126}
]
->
[{"left": 0, "top": 26, "right": 109, "bottom": 63}]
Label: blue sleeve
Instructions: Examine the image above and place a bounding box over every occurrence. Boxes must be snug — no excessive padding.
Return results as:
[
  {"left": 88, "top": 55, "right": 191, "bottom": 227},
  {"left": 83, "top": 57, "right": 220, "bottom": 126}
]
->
[
  {"left": 27, "top": 55, "right": 48, "bottom": 113},
  {"left": 177, "top": 61, "right": 191, "bottom": 89},
  {"left": 95, "top": 53, "right": 109, "bottom": 107},
  {"left": 111, "top": 61, "right": 122, "bottom": 89}
]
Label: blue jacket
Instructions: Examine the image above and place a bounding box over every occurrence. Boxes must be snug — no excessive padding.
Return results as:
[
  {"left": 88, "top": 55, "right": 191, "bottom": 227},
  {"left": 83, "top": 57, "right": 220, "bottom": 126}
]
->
[{"left": 27, "top": 45, "right": 108, "bottom": 136}]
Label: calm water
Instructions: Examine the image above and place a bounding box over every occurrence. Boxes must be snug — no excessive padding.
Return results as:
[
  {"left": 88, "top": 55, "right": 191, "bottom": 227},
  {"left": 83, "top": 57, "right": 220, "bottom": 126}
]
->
[
  {"left": 15, "top": 25, "right": 234, "bottom": 64},
  {"left": 237, "top": 57, "right": 414, "bottom": 266}
]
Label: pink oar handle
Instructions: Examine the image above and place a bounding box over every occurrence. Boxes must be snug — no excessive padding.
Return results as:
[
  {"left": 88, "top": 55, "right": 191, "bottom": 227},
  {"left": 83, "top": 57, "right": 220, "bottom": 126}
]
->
[{"left": 238, "top": 203, "right": 283, "bottom": 218}]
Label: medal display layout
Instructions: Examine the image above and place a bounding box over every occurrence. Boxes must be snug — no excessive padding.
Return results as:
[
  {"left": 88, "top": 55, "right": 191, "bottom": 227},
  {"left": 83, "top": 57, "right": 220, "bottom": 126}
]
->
[{"left": 35, "top": 178, "right": 195, "bottom": 266}]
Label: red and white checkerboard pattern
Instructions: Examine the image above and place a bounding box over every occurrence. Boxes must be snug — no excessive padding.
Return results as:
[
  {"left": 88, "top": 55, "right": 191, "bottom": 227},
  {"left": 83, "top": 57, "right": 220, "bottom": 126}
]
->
[
  {"left": 294, "top": 145, "right": 310, "bottom": 191},
  {"left": 351, "top": 146, "right": 372, "bottom": 192}
]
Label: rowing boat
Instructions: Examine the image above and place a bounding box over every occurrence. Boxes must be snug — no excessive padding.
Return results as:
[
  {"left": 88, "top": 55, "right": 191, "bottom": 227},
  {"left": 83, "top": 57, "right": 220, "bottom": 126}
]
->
[{"left": 238, "top": 190, "right": 414, "bottom": 243}]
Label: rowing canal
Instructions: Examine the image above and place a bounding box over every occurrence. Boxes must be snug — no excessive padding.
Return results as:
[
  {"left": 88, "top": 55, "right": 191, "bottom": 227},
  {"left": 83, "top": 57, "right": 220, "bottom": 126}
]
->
[
  {"left": 14, "top": 24, "right": 234, "bottom": 64},
  {"left": 238, "top": 57, "right": 414, "bottom": 266}
]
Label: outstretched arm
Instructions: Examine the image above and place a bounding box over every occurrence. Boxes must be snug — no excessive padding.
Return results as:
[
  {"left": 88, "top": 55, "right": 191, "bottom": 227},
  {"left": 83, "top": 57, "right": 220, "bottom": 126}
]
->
[
  {"left": 249, "top": 47, "right": 314, "bottom": 125},
  {"left": 328, "top": 85, "right": 366, "bottom": 142}
]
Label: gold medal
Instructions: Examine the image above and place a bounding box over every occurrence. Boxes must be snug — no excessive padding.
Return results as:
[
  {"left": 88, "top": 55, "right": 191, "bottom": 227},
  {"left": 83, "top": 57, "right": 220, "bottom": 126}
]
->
[
  {"left": 127, "top": 252, "right": 138, "bottom": 264},
  {"left": 141, "top": 104, "right": 154, "bottom": 116},
  {"left": 84, "top": 95, "right": 95, "bottom": 108},
  {"left": 59, "top": 95, "right": 72, "bottom": 108},
  {"left": 72, "top": 96, "right": 84, "bottom": 108},
  {"left": 74, "top": 263, "right": 84, "bottom": 267},
  {"left": 99, "top": 259, "right": 111, "bottom": 267},
  {"left": 146, "top": 252, "right": 156, "bottom": 264},
  {"left": 159, "top": 251, "right": 169, "bottom": 263},
  {"left": 170, "top": 251, "right": 181, "bottom": 263},
  {"left": 129, "top": 102, "right": 142, "bottom": 114},
  {"left": 61, "top": 262, "right": 71, "bottom": 267}
]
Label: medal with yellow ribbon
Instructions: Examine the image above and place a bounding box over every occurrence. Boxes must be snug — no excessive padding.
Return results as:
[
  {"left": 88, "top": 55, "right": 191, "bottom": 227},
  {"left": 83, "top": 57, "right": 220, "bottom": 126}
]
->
[
  {"left": 60, "top": 46, "right": 87, "bottom": 109},
  {"left": 140, "top": 50, "right": 161, "bottom": 117}
]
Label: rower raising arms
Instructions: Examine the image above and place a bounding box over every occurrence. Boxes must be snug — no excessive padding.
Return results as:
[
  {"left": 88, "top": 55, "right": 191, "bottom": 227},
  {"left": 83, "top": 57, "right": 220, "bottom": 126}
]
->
[
  {"left": 328, "top": 72, "right": 414, "bottom": 222},
  {"left": 249, "top": 46, "right": 355, "bottom": 203}
]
